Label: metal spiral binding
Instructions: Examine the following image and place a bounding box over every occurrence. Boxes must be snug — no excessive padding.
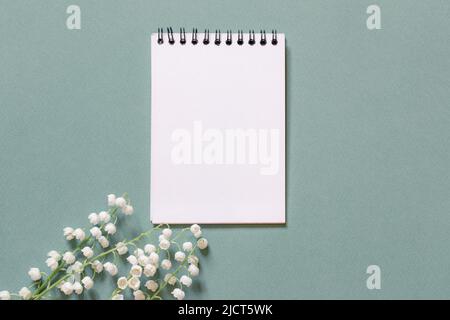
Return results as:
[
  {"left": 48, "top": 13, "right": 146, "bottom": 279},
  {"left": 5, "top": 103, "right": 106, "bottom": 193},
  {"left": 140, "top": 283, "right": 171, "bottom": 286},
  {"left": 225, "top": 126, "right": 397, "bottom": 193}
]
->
[
  {"left": 192, "top": 28, "right": 198, "bottom": 45},
  {"left": 214, "top": 30, "right": 221, "bottom": 45},
  {"left": 249, "top": 30, "right": 256, "bottom": 45},
  {"left": 203, "top": 29, "right": 210, "bottom": 45},
  {"left": 156, "top": 28, "right": 279, "bottom": 46},
  {"left": 180, "top": 28, "right": 186, "bottom": 45}
]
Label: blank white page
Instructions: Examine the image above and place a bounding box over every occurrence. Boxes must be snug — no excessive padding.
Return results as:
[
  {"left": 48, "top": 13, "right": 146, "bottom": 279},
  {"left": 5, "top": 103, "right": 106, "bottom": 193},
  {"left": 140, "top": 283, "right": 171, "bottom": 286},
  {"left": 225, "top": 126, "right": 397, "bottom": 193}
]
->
[{"left": 151, "top": 32, "right": 285, "bottom": 224}]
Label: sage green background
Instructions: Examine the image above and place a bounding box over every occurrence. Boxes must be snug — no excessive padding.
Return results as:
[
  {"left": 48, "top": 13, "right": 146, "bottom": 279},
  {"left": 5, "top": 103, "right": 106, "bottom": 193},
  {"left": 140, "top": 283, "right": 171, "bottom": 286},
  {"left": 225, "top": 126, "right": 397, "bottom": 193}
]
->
[{"left": 1, "top": 0, "right": 449, "bottom": 299}]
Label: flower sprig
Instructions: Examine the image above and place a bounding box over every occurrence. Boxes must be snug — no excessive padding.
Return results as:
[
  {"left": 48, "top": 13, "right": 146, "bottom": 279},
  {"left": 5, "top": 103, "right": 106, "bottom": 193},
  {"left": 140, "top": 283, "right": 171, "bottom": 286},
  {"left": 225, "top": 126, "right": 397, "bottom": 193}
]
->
[{"left": 0, "top": 194, "right": 208, "bottom": 300}]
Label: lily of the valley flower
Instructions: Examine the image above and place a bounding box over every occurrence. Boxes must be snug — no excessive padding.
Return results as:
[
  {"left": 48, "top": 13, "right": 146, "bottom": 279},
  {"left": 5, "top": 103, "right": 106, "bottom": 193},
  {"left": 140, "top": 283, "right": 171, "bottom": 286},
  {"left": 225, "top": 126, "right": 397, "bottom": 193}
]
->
[
  {"left": 98, "top": 211, "right": 110, "bottom": 223},
  {"left": 46, "top": 257, "right": 58, "bottom": 271},
  {"left": 88, "top": 212, "right": 100, "bottom": 225},
  {"left": 103, "top": 262, "right": 118, "bottom": 276},
  {"left": 107, "top": 194, "right": 116, "bottom": 207},
  {"left": 159, "top": 239, "right": 170, "bottom": 250},
  {"left": 98, "top": 236, "right": 109, "bottom": 248},
  {"left": 144, "top": 244, "right": 156, "bottom": 254},
  {"left": 63, "top": 227, "right": 74, "bottom": 240},
  {"left": 19, "top": 287, "right": 32, "bottom": 300},
  {"left": 180, "top": 275, "right": 193, "bottom": 287},
  {"left": 161, "top": 259, "right": 172, "bottom": 270},
  {"left": 82, "top": 276, "right": 94, "bottom": 289},
  {"left": 73, "top": 228, "right": 85, "bottom": 241},
  {"left": 197, "top": 238, "right": 208, "bottom": 250},
  {"left": 174, "top": 251, "right": 186, "bottom": 262},
  {"left": 116, "top": 242, "right": 128, "bottom": 255},
  {"left": 171, "top": 288, "right": 185, "bottom": 300},
  {"left": 91, "top": 260, "right": 103, "bottom": 273},
  {"left": 60, "top": 282, "right": 73, "bottom": 295},
  {"left": 128, "top": 276, "right": 141, "bottom": 290},
  {"left": 143, "top": 264, "right": 157, "bottom": 277},
  {"left": 130, "top": 265, "right": 142, "bottom": 277},
  {"left": 182, "top": 242, "right": 193, "bottom": 251},
  {"left": 188, "top": 264, "right": 200, "bottom": 277},
  {"left": 90, "top": 226, "right": 102, "bottom": 239},
  {"left": 122, "top": 205, "right": 134, "bottom": 215},
  {"left": 117, "top": 277, "right": 128, "bottom": 290},
  {"left": 73, "top": 282, "right": 83, "bottom": 295},
  {"left": 145, "top": 280, "right": 158, "bottom": 292},
  {"left": 115, "top": 197, "right": 126, "bottom": 208},
  {"left": 81, "top": 246, "right": 94, "bottom": 258},
  {"left": 105, "top": 223, "right": 116, "bottom": 235},
  {"left": 0, "top": 290, "right": 10, "bottom": 300},
  {"left": 62, "top": 251, "right": 76, "bottom": 265},
  {"left": 133, "top": 290, "right": 145, "bottom": 300}
]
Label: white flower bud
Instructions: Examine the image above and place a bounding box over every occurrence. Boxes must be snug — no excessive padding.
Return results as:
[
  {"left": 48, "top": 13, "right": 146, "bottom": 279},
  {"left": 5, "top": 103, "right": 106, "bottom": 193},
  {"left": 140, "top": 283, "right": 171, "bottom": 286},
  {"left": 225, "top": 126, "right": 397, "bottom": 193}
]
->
[
  {"left": 133, "top": 290, "right": 145, "bottom": 300},
  {"left": 88, "top": 212, "right": 100, "bottom": 225},
  {"left": 107, "top": 194, "right": 116, "bottom": 207},
  {"left": 164, "top": 273, "right": 177, "bottom": 285},
  {"left": 112, "top": 294, "right": 124, "bottom": 300},
  {"left": 103, "top": 262, "right": 118, "bottom": 276},
  {"left": 149, "top": 252, "right": 159, "bottom": 265},
  {"left": 174, "top": 251, "right": 186, "bottom": 262},
  {"left": 159, "top": 239, "right": 170, "bottom": 250},
  {"left": 130, "top": 265, "right": 142, "bottom": 277},
  {"left": 145, "top": 280, "right": 158, "bottom": 292},
  {"left": 138, "top": 255, "right": 150, "bottom": 266},
  {"left": 126, "top": 255, "right": 138, "bottom": 265},
  {"left": 144, "top": 244, "right": 156, "bottom": 254},
  {"left": 182, "top": 242, "right": 193, "bottom": 252},
  {"left": 73, "top": 228, "right": 86, "bottom": 241},
  {"left": 82, "top": 276, "right": 94, "bottom": 289},
  {"left": 46, "top": 257, "right": 58, "bottom": 271},
  {"left": 180, "top": 275, "right": 193, "bottom": 287},
  {"left": 67, "top": 261, "right": 83, "bottom": 274},
  {"left": 0, "top": 290, "right": 10, "bottom": 300},
  {"left": 115, "top": 197, "right": 126, "bottom": 208},
  {"left": 188, "top": 255, "right": 199, "bottom": 266},
  {"left": 90, "top": 226, "right": 102, "bottom": 239},
  {"left": 117, "top": 276, "right": 128, "bottom": 290},
  {"left": 134, "top": 248, "right": 145, "bottom": 257},
  {"left": 47, "top": 250, "right": 61, "bottom": 261},
  {"left": 116, "top": 242, "right": 128, "bottom": 255},
  {"left": 63, "top": 227, "right": 74, "bottom": 240},
  {"left": 81, "top": 246, "right": 94, "bottom": 258},
  {"left": 105, "top": 223, "right": 116, "bottom": 235},
  {"left": 122, "top": 205, "right": 134, "bottom": 215},
  {"left": 143, "top": 264, "right": 157, "bottom": 277},
  {"left": 98, "top": 236, "right": 109, "bottom": 248},
  {"left": 188, "top": 264, "right": 199, "bottom": 277},
  {"left": 194, "top": 230, "right": 202, "bottom": 239},
  {"left": 62, "top": 251, "right": 76, "bottom": 265},
  {"left": 197, "top": 238, "right": 208, "bottom": 250},
  {"left": 171, "top": 288, "right": 185, "bottom": 300},
  {"left": 73, "top": 281, "right": 83, "bottom": 295},
  {"left": 60, "top": 282, "right": 73, "bottom": 295},
  {"left": 98, "top": 211, "right": 111, "bottom": 223},
  {"left": 128, "top": 276, "right": 141, "bottom": 290},
  {"left": 161, "top": 259, "right": 172, "bottom": 270},
  {"left": 19, "top": 287, "right": 32, "bottom": 300},
  {"left": 190, "top": 224, "right": 201, "bottom": 234},
  {"left": 91, "top": 260, "right": 103, "bottom": 273},
  {"left": 162, "top": 228, "right": 172, "bottom": 239}
]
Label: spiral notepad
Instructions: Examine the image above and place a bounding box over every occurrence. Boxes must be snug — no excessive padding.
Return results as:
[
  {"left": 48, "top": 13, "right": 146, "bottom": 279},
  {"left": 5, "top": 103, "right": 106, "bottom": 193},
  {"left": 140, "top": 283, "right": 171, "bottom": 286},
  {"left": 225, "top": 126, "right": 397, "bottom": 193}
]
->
[{"left": 151, "top": 28, "right": 285, "bottom": 224}]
